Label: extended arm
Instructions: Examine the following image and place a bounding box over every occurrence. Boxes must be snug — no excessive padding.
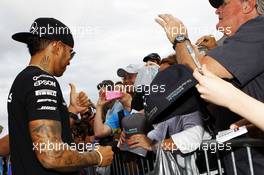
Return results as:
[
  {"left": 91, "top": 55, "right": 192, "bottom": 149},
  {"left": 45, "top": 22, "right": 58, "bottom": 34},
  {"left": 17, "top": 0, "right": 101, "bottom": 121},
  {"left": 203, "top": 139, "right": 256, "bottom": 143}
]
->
[
  {"left": 94, "top": 105, "right": 112, "bottom": 138},
  {"left": 193, "top": 65, "right": 264, "bottom": 131},
  {"left": 93, "top": 90, "right": 112, "bottom": 138},
  {"left": 155, "top": 14, "right": 232, "bottom": 78},
  {"left": 29, "top": 119, "right": 112, "bottom": 172}
]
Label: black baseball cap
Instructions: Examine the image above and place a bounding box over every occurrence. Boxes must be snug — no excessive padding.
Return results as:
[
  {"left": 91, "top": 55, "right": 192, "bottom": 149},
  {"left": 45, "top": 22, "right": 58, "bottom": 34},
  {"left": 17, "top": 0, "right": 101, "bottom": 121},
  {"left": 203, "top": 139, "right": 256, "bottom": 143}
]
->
[
  {"left": 12, "top": 17, "right": 74, "bottom": 48},
  {"left": 144, "top": 64, "right": 200, "bottom": 124},
  {"left": 122, "top": 113, "right": 149, "bottom": 135},
  {"left": 209, "top": 0, "right": 224, "bottom": 8},
  {"left": 120, "top": 113, "right": 151, "bottom": 157},
  {"left": 143, "top": 53, "right": 161, "bottom": 64}
]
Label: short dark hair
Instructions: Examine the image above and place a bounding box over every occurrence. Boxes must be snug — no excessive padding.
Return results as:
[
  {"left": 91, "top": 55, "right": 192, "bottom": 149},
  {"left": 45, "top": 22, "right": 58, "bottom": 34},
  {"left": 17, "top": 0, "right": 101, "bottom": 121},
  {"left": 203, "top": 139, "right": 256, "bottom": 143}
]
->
[
  {"left": 27, "top": 36, "right": 53, "bottom": 56},
  {"left": 97, "top": 80, "right": 114, "bottom": 91},
  {"left": 160, "top": 54, "right": 178, "bottom": 65},
  {"left": 115, "top": 81, "right": 123, "bottom": 86}
]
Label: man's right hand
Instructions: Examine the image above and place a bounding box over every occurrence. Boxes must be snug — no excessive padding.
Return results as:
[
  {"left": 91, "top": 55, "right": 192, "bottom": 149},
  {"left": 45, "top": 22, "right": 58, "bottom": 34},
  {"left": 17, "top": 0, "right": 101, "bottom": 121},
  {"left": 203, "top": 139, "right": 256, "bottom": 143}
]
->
[
  {"left": 195, "top": 35, "right": 217, "bottom": 50},
  {"left": 68, "top": 83, "right": 89, "bottom": 114},
  {"left": 96, "top": 146, "right": 114, "bottom": 167}
]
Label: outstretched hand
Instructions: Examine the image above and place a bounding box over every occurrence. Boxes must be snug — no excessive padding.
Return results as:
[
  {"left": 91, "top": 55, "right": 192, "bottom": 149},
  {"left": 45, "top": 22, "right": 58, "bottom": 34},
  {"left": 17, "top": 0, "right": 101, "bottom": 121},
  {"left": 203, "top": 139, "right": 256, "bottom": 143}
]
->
[
  {"left": 193, "top": 65, "right": 238, "bottom": 108},
  {"left": 155, "top": 14, "right": 188, "bottom": 44}
]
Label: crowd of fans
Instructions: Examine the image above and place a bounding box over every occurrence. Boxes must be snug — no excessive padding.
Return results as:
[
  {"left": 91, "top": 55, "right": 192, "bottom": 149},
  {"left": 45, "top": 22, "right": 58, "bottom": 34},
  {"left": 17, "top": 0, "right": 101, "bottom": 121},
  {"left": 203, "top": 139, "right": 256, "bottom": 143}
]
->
[{"left": 1, "top": 0, "right": 264, "bottom": 175}]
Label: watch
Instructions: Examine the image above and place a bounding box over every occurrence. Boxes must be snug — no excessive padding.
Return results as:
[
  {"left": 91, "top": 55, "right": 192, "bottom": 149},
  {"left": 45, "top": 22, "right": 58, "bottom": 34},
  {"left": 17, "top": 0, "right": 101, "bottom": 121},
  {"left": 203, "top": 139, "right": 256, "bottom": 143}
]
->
[{"left": 173, "top": 34, "right": 189, "bottom": 50}]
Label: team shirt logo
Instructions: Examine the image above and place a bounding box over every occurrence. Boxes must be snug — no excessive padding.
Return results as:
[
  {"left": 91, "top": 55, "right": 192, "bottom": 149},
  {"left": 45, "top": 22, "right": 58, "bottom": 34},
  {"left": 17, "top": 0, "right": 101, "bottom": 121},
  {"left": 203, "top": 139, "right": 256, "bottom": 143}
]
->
[
  {"left": 34, "top": 80, "right": 56, "bottom": 87},
  {"left": 37, "top": 106, "right": 57, "bottom": 111},
  {"left": 35, "top": 89, "right": 57, "bottom": 97},
  {"left": 37, "top": 98, "right": 57, "bottom": 103}
]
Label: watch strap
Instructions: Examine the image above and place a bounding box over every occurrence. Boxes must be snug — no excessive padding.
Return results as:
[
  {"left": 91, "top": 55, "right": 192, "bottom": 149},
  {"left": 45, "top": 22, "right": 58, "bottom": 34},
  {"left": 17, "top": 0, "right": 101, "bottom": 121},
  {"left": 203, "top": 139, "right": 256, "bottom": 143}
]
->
[{"left": 172, "top": 35, "right": 189, "bottom": 50}]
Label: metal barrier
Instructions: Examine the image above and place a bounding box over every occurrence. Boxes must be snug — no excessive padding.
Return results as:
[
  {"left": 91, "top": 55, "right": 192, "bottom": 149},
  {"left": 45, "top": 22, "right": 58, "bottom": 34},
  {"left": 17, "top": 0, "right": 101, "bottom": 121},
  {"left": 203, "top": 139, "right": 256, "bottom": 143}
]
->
[
  {"left": 197, "top": 138, "right": 264, "bottom": 175},
  {"left": 108, "top": 138, "right": 264, "bottom": 175},
  {"left": 1, "top": 138, "right": 264, "bottom": 175},
  {"left": 110, "top": 149, "right": 155, "bottom": 175}
]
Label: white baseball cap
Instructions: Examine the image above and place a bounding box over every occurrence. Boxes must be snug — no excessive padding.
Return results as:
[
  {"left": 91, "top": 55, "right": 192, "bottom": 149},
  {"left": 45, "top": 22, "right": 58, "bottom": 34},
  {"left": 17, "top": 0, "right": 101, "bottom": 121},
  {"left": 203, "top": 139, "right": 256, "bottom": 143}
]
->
[{"left": 117, "top": 64, "right": 141, "bottom": 77}]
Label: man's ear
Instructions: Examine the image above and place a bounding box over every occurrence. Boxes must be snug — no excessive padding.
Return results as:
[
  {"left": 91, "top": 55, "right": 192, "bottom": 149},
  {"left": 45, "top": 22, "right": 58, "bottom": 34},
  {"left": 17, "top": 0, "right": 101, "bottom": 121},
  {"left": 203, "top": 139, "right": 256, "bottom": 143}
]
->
[
  {"left": 49, "top": 41, "right": 62, "bottom": 56},
  {"left": 242, "top": 0, "right": 256, "bottom": 14}
]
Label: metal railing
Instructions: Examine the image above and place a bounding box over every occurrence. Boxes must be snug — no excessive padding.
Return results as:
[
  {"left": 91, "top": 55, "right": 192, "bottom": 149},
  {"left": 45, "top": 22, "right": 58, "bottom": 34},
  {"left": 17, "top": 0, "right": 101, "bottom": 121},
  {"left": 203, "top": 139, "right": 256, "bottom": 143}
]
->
[
  {"left": 1, "top": 138, "right": 264, "bottom": 175},
  {"left": 108, "top": 138, "right": 264, "bottom": 175},
  {"left": 197, "top": 138, "right": 264, "bottom": 175}
]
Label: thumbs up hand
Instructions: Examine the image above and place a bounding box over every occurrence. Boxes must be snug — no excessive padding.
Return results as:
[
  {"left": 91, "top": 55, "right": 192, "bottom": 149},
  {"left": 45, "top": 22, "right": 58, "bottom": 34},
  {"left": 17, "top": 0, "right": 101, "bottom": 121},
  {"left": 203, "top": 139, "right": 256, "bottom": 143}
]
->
[{"left": 68, "top": 83, "right": 89, "bottom": 114}]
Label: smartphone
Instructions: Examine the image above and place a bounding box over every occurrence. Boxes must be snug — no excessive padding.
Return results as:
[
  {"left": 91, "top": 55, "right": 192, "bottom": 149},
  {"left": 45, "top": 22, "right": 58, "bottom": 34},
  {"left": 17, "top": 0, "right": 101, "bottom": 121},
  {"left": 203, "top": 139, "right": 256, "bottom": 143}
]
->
[{"left": 105, "top": 91, "right": 123, "bottom": 101}]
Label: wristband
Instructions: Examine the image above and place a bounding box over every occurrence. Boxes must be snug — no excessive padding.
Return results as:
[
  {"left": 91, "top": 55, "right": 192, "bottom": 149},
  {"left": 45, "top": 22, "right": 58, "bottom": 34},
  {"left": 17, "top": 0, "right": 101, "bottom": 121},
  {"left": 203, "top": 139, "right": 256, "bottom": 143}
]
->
[{"left": 68, "top": 112, "right": 79, "bottom": 121}]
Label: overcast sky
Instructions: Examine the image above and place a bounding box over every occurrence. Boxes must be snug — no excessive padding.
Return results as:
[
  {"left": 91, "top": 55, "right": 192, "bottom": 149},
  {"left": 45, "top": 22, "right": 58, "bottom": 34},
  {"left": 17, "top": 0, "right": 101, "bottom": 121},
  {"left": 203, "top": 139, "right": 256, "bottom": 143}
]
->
[{"left": 0, "top": 0, "right": 222, "bottom": 137}]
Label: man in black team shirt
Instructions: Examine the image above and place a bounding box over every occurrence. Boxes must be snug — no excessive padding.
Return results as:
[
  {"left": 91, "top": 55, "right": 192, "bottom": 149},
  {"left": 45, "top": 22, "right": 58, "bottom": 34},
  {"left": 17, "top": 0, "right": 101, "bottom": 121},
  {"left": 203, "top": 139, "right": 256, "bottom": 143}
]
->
[
  {"left": 8, "top": 18, "right": 113, "bottom": 175},
  {"left": 155, "top": 0, "right": 264, "bottom": 174}
]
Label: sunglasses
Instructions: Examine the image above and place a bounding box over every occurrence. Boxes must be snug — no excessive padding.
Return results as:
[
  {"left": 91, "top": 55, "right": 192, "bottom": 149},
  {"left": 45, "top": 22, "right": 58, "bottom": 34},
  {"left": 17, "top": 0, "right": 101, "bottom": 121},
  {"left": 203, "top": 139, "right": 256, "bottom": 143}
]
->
[
  {"left": 59, "top": 41, "right": 76, "bottom": 59},
  {"left": 70, "top": 51, "right": 76, "bottom": 60}
]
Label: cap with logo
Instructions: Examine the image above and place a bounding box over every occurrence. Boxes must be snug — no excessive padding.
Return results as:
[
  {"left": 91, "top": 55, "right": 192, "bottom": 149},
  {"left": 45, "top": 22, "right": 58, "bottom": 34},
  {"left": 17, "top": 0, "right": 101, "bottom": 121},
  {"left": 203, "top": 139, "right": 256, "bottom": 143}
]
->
[
  {"left": 144, "top": 64, "right": 201, "bottom": 124},
  {"left": 12, "top": 17, "right": 74, "bottom": 48},
  {"left": 119, "top": 113, "right": 151, "bottom": 157}
]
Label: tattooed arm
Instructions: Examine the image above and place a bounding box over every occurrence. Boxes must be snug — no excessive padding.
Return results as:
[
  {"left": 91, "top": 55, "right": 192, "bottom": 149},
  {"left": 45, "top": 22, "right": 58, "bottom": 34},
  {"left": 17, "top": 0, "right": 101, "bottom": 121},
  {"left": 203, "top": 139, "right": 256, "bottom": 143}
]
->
[{"left": 29, "top": 119, "right": 113, "bottom": 172}]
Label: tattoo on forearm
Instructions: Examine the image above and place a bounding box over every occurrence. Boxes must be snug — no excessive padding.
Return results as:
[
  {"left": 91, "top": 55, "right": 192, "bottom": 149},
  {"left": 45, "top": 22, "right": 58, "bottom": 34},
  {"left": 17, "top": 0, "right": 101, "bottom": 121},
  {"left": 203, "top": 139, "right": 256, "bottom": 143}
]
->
[{"left": 30, "top": 120, "right": 99, "bottom": 172}]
